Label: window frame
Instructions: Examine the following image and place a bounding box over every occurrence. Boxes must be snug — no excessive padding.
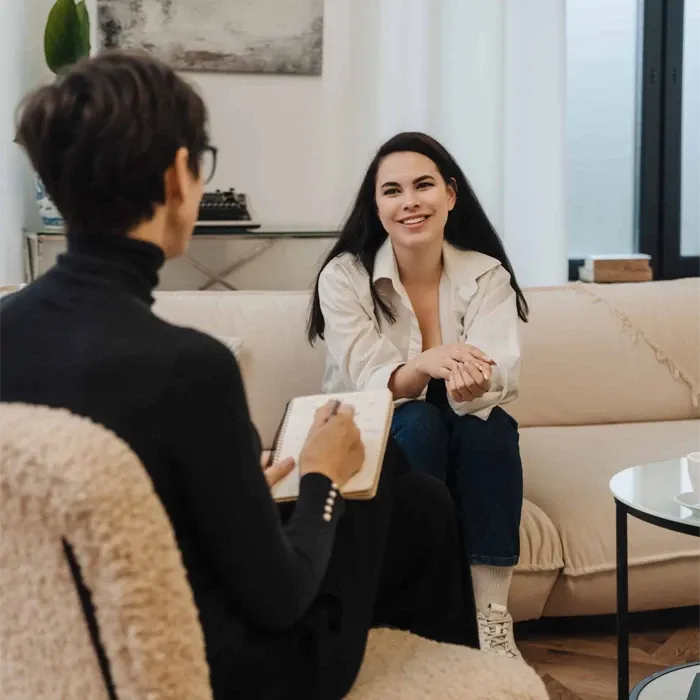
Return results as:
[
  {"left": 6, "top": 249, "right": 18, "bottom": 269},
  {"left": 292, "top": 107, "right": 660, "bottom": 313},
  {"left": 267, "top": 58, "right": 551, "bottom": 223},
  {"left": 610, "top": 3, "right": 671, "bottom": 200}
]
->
[{"left": 568, "top": 0, "right": 699, "bottom": 281}]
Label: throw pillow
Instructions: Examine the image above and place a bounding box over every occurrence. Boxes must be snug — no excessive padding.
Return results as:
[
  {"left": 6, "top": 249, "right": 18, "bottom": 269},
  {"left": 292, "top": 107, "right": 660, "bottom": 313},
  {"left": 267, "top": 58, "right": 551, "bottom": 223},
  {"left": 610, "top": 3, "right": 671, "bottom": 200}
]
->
[
  {"left": 0, "top": 284, "right": 26, "bottom": 298},
  {"left": 212, "top": 334, "right": 244, "bottom": 360}
]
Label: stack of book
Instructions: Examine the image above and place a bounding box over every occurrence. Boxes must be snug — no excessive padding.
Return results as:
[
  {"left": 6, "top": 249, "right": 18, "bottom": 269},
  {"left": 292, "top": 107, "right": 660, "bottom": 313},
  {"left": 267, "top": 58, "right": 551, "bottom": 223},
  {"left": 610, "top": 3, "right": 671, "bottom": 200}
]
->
[{"left": 578, "top": 254, "right": 653, "bottom": 283}]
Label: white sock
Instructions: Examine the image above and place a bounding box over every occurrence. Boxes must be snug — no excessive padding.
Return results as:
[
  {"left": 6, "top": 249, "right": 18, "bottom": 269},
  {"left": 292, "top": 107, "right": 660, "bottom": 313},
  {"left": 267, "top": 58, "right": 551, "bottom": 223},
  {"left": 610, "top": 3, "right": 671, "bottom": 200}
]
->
[{"left": 471, "top": 565, "right": 514, "bottom": 612}]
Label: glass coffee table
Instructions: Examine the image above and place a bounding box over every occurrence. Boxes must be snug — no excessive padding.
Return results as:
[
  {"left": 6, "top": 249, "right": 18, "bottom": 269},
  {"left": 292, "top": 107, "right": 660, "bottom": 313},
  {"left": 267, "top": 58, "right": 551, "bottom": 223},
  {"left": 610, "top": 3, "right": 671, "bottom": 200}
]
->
[
  {"left": 610, "top": 457, "right": 700, "bottom": 699},
  {"left": 630, "top": 662, "right": 700, "bottom": 699}
]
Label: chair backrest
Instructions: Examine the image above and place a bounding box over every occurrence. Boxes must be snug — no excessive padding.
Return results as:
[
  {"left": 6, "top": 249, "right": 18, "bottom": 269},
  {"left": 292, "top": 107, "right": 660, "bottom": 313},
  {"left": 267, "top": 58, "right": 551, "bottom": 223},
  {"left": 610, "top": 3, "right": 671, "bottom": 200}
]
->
[{"left": 0, "top": 403, "right": 213, "bottom": 700}]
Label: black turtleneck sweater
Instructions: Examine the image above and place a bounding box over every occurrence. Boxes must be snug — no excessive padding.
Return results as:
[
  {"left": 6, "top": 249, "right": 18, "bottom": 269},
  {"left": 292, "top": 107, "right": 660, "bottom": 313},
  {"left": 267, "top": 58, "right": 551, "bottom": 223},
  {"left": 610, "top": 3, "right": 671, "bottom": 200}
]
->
[{"left": 0, "top": 235, "right": 344, "bottom": 653}]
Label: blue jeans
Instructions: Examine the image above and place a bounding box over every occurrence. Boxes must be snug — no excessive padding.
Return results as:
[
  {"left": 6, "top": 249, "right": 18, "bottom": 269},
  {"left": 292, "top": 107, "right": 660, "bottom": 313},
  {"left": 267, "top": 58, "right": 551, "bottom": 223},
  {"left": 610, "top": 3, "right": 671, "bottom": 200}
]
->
[{"left": 391, "top": 380, "right": 523, "bottom": 567}]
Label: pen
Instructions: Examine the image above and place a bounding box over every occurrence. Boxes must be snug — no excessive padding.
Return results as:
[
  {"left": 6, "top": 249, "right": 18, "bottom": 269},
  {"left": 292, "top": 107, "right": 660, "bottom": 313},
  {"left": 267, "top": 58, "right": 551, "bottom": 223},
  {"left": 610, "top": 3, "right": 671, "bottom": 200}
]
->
[{"left": 327, "top": 399, "right": 341, "bottom": 421}]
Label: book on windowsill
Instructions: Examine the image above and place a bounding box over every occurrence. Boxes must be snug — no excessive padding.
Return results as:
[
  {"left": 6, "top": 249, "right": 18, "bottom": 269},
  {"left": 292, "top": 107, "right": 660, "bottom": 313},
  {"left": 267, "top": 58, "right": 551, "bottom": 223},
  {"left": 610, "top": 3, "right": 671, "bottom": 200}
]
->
[
  {"left": 584, "top": 253, "right": 651, "bottom": 272},
  {"left": 270, "top": 389, "right": 394, "bottom": 503},
  {"left": 579, "top": 254, "right": 653, "bottom": 283}
]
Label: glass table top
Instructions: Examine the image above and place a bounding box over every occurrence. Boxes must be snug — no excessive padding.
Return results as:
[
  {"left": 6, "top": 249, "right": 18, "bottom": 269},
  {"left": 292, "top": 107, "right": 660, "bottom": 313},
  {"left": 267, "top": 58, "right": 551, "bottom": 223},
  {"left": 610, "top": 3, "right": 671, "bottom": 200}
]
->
[
  {"left": 610, "top": 455, "right": 700, "bottom": 530},
  {"left": 631, "top": 661, "right": 700, "bottom": 700},
  {"left": 27, "top": 227, "right": 339, "bottom": 239}
]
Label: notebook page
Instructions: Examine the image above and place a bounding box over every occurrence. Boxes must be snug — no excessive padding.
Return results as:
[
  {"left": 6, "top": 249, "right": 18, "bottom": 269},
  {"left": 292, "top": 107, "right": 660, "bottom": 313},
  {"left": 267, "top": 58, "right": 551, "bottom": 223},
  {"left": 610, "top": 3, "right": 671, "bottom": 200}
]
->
[{"left": 271, "top": 389, "right": 393, "bottom": 501}]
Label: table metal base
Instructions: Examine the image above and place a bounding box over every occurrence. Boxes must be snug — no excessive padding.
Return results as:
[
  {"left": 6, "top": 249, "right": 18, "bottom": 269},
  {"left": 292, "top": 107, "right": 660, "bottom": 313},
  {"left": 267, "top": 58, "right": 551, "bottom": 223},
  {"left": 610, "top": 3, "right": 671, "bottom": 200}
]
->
[
  {"left": 617, "top": 500, "right": 629, "bottom": 699},
  {"left": 615, "top": 499, "right": 700, "bottom": 699},
  {"left": 183, "top": 239, "right": 274, "bottom": 290},
  {"left": 23, "top": 230, "right": 338, "bottom": 287}
]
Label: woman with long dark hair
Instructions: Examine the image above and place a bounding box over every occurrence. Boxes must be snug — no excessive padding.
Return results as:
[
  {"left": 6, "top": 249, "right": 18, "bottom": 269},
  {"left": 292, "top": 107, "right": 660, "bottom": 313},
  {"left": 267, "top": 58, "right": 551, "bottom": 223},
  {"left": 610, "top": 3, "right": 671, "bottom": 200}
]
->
[{"left": 309, "top": 132, "right": 529, "bottom": 659}]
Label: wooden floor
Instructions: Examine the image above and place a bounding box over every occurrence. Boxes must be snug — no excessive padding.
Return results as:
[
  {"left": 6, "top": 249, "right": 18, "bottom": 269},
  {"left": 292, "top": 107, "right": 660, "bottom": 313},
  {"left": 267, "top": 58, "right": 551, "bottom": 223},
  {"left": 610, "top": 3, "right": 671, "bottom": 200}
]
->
[{"left": 516, "top": 607, "right": 700, "bottom": 699}]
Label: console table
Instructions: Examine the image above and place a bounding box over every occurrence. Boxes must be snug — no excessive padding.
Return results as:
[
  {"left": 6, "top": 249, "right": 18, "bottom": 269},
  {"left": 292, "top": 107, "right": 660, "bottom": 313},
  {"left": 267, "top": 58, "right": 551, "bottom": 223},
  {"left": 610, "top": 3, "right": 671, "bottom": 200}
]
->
[{"left": 23, "top": 228, "right": 338, "bottom": 290}]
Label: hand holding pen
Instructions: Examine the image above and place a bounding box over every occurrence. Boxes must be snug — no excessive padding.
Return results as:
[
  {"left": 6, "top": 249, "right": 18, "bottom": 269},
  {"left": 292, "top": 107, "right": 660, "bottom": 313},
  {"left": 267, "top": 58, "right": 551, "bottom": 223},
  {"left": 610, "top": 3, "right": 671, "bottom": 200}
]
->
[{"left": 298, "top": 399, "right": 364, "bottom": 487}]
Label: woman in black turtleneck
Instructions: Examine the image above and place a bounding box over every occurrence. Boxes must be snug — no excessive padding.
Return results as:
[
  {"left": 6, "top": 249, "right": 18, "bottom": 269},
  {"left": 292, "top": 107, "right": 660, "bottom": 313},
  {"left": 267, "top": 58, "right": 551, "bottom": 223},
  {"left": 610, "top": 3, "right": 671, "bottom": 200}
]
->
[{"left": 1, "top": 52, "right": 478, "bottom": 699}]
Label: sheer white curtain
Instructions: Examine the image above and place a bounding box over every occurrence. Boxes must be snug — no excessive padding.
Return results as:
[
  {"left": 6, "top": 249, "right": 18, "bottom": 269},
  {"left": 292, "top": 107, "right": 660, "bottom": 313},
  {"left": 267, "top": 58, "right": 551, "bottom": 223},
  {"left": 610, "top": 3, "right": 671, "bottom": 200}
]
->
[
  {"left": 435, "top": 0, "right": 505, "bottom": 235},
  {"left": 372, "top": 0, "right": 567, "bottom": 287},
  {"left": 375, "top": 0, "right": 438, "bottom": 138},
  {"left": 503, "top": 0, "right": 567, "bottom": 286},
  {"left": 319, "top": 0, "right": 440, "bottom": 224}
]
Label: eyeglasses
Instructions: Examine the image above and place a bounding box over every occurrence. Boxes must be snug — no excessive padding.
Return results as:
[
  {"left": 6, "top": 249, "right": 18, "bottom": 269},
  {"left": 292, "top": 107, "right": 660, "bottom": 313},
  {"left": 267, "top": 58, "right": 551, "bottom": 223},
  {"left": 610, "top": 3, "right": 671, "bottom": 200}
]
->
[{"left": 199, "top": 145, "right": 218, "bottom": 184}]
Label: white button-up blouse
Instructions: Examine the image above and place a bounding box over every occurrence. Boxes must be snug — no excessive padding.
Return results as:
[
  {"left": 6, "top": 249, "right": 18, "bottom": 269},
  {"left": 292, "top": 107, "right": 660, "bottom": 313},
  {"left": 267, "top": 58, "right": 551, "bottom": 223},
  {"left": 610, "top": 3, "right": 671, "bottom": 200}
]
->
[{"left": 317, "top": 238, "right": 521, "bottom": 420}]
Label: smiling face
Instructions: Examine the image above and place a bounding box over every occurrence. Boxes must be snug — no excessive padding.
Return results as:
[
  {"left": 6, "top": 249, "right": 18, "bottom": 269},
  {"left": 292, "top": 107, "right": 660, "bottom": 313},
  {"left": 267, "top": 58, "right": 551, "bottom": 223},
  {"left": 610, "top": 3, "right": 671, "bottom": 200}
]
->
[{"left": 374, "top": 151, "right": 456, "bottom": 253}]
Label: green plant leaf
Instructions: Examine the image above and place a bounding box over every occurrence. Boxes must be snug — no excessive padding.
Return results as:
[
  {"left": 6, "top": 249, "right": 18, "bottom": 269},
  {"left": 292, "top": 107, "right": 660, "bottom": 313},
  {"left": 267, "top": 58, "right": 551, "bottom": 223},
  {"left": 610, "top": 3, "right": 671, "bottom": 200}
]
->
[
  {"left": 76, "top": 1, "right": 91, "bottom": 58},
  {"left": 44, "top": 0, "right": 82, "bottom": 74}
]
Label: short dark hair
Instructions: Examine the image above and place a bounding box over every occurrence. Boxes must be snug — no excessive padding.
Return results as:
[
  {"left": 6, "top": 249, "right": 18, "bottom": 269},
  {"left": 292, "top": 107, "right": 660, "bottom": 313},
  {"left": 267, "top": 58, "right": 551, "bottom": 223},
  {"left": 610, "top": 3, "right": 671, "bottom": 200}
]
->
[
  {"left": 15, "top": 50, "right": 209, "bottom": 238},
  {"left": 307, "top": 132, "right": 529, "bottom": 344}
]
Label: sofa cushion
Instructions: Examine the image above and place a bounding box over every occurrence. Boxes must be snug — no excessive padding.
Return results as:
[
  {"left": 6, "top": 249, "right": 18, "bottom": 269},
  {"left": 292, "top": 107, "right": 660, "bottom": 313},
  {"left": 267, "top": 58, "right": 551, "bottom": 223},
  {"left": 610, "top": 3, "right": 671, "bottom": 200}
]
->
[
  {"left": 518, "top": 499, "right": 563, "bottom": 573},
  {"left": 520, "top": 419, "right": 700, "bottom": 578},
  {"left": 543, "top": 556, "right": 700, "bottom": 617},
  {"left": 508, "top": 499, "right": 564, "bottom": 621},
  {"left": 509, "top": 280, "right": 700, "bottom": 428},
  {"left": 211, "top": 334, "right": 243, "bottom": 359},
  {"left": 153, "top": 281, "right": 700, "bottom": 440}
]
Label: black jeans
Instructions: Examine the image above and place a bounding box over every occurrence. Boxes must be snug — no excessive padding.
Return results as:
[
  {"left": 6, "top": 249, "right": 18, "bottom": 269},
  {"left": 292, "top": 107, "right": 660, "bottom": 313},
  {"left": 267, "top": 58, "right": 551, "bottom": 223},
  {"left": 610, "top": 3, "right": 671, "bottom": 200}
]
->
[
  {"left": 209, "top": 438, "right": 478, "bottom": 700},
  {"left": 391, "top": 379, "right": 524, "bottom": 567}
]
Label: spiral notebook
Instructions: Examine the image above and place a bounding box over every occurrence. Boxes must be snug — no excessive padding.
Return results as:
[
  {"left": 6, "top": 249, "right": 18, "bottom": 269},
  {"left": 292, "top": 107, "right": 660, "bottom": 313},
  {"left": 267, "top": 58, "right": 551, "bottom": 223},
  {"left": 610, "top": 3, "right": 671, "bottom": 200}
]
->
[{"left": 270, "top": 389, "right": 395, "bottom": 503}]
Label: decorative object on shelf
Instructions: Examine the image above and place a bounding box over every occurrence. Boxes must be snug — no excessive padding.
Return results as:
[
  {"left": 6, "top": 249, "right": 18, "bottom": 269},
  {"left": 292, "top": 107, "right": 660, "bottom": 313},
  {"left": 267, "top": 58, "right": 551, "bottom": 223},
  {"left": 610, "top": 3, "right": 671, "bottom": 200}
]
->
[
  {"left": 197, "top": 189, "right": 253, "bottom": 222},
  {"left": 578, "top": 254, "right": 653, "bottom": 283},
  {"left": 97, "top": 0, "right": 323, "bottom": 75},
  {"left": 35, "top": 0, "right": 92, "bottom": 233},
  {"left": 35, "top": 179, "right": 65, "bottom": 233},
  {"left": 195, "top": 188, "right": 260, "bottom": 234}
]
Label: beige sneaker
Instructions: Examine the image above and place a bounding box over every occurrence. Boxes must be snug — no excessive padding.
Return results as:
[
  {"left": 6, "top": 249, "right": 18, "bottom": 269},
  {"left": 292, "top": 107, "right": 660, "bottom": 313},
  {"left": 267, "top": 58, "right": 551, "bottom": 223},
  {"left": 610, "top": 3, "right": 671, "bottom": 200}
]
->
[{"left": 476, "top": 603, "right": 523, "bottom": 661}]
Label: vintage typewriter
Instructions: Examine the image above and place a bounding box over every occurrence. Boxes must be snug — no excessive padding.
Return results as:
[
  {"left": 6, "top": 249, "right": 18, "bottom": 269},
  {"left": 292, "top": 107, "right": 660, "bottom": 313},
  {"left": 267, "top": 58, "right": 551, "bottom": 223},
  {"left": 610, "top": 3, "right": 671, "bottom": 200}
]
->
[{"left": 194, "top": 188, "right": 259, "bottom": 233}]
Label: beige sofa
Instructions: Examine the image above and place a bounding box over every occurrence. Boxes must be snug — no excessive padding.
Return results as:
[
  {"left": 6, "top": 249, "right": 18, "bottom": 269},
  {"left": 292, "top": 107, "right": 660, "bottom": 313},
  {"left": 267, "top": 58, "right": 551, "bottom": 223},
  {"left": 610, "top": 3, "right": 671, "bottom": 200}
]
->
[{"left": 153, "top": 278, "right": 700, "bottom": 622}]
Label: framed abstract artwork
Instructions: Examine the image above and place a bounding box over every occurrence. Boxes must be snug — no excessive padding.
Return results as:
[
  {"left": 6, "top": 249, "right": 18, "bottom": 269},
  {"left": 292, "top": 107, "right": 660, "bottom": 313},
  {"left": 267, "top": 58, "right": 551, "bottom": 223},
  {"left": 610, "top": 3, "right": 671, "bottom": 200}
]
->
[{"left": 97, "top": 0, "right": 323, "bottom": 75}]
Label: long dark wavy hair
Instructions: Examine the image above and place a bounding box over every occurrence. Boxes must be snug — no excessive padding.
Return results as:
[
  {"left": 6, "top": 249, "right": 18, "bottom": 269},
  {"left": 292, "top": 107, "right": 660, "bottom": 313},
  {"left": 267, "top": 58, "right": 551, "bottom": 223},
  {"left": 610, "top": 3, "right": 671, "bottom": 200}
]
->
[{"left": 307, "top": 132, "right": 529, "bottom": 344}]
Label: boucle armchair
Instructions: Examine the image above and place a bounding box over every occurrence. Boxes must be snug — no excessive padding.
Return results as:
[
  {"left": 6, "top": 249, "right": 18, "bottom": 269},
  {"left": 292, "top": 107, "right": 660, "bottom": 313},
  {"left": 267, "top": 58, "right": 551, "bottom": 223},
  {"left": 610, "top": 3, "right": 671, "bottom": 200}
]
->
[
  {"left": 0, "top": 402, "right": 212, "bottom": 700},
  {"left": 0, "top": 403, "right": 547, "bottom": 700}
]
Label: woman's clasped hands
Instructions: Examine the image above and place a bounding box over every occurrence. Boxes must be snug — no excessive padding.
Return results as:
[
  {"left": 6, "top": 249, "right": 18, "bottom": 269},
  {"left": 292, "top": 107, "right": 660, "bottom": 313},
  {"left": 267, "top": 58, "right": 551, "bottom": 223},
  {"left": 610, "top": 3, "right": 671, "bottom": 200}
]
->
[{"left": 414, "top": 343, "right": 496, "bottom": 403}]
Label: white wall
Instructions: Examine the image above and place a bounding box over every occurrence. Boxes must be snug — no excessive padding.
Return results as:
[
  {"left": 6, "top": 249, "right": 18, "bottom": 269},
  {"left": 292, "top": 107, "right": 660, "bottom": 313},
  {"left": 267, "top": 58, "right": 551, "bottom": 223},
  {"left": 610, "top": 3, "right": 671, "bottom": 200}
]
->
[
  {"left": 190, "top": 1, "right": 376, "bottom": 230},
  {"left": 12, "top": 0, "right": 567, "bottom": 289},
  {"left": 20, "top": 0, "right": 54, "bottom": 236},
  {"left": 0, "top": 0, "right": 26, "bottom": 283}
]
